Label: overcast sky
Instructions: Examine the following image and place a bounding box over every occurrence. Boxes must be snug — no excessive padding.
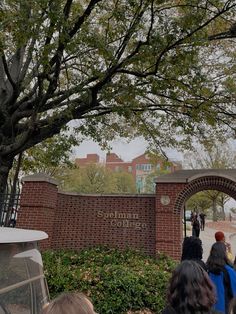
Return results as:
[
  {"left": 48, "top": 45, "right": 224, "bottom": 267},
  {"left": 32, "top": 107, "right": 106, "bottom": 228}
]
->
[{"left": 73, "top": 137, "right": 184, "bottom": 163}]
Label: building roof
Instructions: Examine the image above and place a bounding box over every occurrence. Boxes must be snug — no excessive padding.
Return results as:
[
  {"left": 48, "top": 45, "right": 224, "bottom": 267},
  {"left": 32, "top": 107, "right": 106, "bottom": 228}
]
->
[{"left": 155, "top": 169, "right": 236, "bottom": 183}]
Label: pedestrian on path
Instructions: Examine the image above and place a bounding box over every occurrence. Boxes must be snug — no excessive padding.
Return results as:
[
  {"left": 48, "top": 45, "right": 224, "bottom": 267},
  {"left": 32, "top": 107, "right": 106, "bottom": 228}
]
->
[
  {"left": 200, "top": 212, "right": 206, "bottom": 231},
  {"left": 207, "top": 242, "right": 236, "bottom": 314},
  {"left": 181, "top": 236, "right": 207, "bottom": 271},
  {"left": 192, "top": 214, "right": 200, "bottom": 238},
  {"left": 215, "top": 231, "right": 234, "bottom": 264}
]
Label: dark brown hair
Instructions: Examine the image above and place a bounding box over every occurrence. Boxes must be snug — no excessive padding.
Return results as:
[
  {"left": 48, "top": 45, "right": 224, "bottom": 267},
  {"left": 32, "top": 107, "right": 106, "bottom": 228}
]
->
[
  {"left": 207, "top": 241, "right": 229, "bottom": 274},
  {"left": 41, "top": 292, "right": 96, "bottom": 314},
  {"left": 167, "top": 260, "right": 216, "bottom": 314}
]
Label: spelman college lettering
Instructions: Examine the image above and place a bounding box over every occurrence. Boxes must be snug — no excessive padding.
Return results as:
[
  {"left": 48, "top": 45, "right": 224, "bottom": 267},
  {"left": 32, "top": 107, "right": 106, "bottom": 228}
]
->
[{"left": 97, "top": 210, "right": 147, "bottom": 230}]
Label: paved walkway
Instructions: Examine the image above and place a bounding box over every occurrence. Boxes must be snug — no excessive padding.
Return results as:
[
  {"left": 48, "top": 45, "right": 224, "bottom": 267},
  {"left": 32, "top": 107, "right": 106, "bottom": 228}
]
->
[{"left": 186, "top": 220, "right": 236, "bottom": 261}]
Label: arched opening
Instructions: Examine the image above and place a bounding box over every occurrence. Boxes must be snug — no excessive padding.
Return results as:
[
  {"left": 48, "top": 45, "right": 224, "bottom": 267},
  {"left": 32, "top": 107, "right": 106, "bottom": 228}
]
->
[
  {"left": 176, "top": 177, "right": 236, "bottom": 259},
  {"left": 174, "top": 176, "right": 236, "bottom": 214},
  {"left": 156, "top": 170, "right": 236, "bottom": 260}
]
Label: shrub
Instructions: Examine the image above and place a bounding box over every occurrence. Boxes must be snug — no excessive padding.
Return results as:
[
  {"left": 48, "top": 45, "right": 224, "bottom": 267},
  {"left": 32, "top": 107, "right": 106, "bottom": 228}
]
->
[{"left": 42, "top": 247, "right": 176, "bottom": 314}]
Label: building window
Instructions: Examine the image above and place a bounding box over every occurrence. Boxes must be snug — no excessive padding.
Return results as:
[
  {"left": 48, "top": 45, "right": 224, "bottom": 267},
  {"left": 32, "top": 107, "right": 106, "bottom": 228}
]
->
[
  {"left": 128, "top": 166, "right": 132, "bottom": 172},
  {"left": 156, "top": 163, "right": 160, "bottom": 170},
  {"left": 140, "top": 164, "right": 152, "bottom": 171},
  {"left": 115, "top": 166, "right": 121, "bottom": 172},
  {"left": 137, "top": 164, "right": 152, "bottom": 171}
]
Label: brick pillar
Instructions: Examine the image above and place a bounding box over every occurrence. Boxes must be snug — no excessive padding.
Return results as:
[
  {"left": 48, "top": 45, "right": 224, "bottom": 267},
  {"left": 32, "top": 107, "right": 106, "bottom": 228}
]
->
[
  {"left": 155, "top": 183, "right": 186, "bottom": 260},
  {"left": 17, "top": 173, "right": 58, "bottom": 250}
]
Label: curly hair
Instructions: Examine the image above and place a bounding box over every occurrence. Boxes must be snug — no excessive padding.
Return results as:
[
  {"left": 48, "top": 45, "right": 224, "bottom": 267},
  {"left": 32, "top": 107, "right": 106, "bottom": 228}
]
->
[
  {"left": 181, "top": 236, "right": 203, "bottom": 261},
  {"left": 207, "top": 241, "right": 229, "bottom": 274},
  {"left": 167, "top": 260, "right": 216, "bottom": 314}
]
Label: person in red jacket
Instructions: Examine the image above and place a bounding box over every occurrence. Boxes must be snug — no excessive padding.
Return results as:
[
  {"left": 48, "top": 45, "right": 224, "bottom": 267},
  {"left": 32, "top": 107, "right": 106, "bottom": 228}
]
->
[{"left": 215, "top": 231, "right": 234, "bottom": 264}]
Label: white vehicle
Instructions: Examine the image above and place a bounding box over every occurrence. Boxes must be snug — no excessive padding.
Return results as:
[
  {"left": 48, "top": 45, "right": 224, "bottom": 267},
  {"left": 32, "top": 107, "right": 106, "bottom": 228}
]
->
[{"left": 0, "top": 227, "right": 50, "bottom": 314}]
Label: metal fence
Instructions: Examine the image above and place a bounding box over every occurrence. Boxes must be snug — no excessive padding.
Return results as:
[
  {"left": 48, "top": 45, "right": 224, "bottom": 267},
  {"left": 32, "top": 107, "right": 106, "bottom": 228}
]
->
[{"left": 0, "top": 180, "right": 21, "bottom": 227}]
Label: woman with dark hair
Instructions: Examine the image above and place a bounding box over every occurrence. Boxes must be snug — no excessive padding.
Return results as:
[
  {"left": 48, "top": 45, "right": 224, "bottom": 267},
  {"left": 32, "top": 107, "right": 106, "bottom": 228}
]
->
[
  {"left": 162, "top": 260, "right": 218, "bottom": 314},
  {"left": 207, "top": 241, "right": 236, "bottom": 314},
  {"left": 181, "top": 236, "right": 207, "bottom": 271}
]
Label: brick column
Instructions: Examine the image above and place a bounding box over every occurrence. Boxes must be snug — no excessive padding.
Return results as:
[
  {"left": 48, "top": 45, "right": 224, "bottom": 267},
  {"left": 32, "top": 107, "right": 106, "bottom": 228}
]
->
[
  {"left": 17, "top": 173, "right": 58, "bottom": 250},
  {"left": 155, "top": 182, "right": 186, "bottom": 260}
]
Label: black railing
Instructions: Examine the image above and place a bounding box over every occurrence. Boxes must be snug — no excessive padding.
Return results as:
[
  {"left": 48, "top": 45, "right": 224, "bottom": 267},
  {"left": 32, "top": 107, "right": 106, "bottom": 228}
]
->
[
  {"left": 0, "top": 178, "right": 21, "bottom": 227},
  {"left": 0, "top": 192, "right": 20, "bottom": 227}
]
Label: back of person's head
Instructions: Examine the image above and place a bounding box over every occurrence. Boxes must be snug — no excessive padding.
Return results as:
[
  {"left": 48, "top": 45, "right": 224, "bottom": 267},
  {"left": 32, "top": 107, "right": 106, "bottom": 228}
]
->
[
  {"left": 181, "top": 236, "right": 203, "bottom": 261},
  {"left": 207, "top": 241, "right": 228, "bottom": 274},
  {"left": 41, "top": 292, "right": 96, "bottom": 314},
  {"left": 215, "top": 231, "right": 225, "bottom": 242},
  {"left": 167, "top": 260, "right": 216, "bottom": 314}
]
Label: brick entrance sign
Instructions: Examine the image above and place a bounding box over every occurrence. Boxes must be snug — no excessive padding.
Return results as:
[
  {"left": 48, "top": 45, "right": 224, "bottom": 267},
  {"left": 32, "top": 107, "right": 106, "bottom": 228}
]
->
[{"left": 17, "top": 170, "right": 236, "bottom": 259}]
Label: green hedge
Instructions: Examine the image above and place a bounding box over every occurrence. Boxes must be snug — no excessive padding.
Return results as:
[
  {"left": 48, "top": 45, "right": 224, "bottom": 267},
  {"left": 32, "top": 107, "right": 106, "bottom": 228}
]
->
[{"left": 42, "top": 247, "right": 176, "bottom": 314}]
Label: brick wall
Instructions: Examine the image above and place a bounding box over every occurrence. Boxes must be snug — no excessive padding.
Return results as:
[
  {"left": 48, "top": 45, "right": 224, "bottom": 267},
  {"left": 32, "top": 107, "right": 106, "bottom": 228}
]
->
[
  {"left": 17, "top": 174, "right": 58, "bottom": 250},
  {"left": 17, "top": 175, "right": 156, "bottom": 256},
  {"left": 17, "top": 174, "right": 196, "bottom": 260},
  {"left": 155, "top": 183, "right": 187, "bottom": 260},
  {"left": 52, "top": 193, "right": 156, "bottom": 255}
]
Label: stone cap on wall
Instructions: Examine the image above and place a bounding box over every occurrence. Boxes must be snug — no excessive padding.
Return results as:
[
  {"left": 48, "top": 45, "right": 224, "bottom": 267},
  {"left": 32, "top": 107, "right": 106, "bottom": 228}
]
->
[
  {"left": 22, "top": 173, "right": 58, "bottom": 186},
  {"left": 155, "top": 169, "right": 236, "bottom": 183},
  {"left": 58, "top": 190, "right": 156, "bottom": 197}
]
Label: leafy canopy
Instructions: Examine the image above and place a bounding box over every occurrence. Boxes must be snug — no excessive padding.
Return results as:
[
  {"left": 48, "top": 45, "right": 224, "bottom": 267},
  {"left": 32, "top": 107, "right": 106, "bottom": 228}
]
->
[
  {"left": 59, "top": 163, "right": 136, "bottom": 194},
  {"left": 0, "top": 0, "right": 236, "bottom": 180}
]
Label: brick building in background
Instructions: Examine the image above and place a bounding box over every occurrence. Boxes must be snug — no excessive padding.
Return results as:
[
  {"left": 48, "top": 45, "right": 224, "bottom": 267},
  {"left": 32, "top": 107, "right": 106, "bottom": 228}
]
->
[{"left": 75, "top": 152, "right": 182, "bottom": 193}]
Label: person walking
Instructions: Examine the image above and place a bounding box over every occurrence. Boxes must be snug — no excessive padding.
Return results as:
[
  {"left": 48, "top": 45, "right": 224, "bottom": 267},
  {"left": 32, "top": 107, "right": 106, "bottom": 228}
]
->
[
  {"left": 181, "top": 236, "right": 207, "bottom": 271},
  {"left": 192, "top": 214, "right": 200, "bottom": 237},
  {"left": 200, "top": 212, "right": 206, "bottom": 231},
  {"left": 215, "top": 231, "right": 234, "bottom": 264},
  {"left": 207, "top": 242, "right": 236, "bottom": 314}
]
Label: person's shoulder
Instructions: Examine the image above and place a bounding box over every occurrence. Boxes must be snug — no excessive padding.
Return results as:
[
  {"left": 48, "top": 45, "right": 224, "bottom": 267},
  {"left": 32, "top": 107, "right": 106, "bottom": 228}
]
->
[
  {"left": 225, "top": 264, "right": 235, "bottom": 272},
  {"left": 225, "top": 264, "right": 236, "bottom": 277}
]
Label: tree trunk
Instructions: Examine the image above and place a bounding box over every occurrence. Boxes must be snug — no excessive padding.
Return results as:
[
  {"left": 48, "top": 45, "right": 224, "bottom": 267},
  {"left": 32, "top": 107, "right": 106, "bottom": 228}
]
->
[
  {"left": 212, "top": 198, "right": 218, "bottom": 222},
  {"left": 0, "top": 157, "right": 14, "bottom": 225},
  {"left": 221, "top": 205, "right": 226, "bottom": 221}
]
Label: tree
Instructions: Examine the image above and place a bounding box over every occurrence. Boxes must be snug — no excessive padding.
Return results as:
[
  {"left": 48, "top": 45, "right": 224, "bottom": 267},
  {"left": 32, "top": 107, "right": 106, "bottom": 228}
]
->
[
  {"left": 186, "top": 192, "right": 212, "bottom": 214},
  {"left": 113, "top": 171, "right": 136, "bottom": 194},
  {"left": 144, "top": 169, "right": 169, "bottom": 193},
  {"left": 19, "top": 132, "right": 77, "bottom": 177},
  {"left": 184, "top": 139, "right": 236, "bottom": 220},
  {"left": 1, "top": 0, "right": 236, "bottom": 197},
  {"left": 60, "top": 164, "right": 136, "bottom": 194}
]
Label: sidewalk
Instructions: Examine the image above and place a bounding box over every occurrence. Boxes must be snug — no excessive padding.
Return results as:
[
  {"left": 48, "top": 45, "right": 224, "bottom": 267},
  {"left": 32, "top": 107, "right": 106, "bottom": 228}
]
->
[{"left": 186, "top": 220, "right": 236, "bottom": 261}]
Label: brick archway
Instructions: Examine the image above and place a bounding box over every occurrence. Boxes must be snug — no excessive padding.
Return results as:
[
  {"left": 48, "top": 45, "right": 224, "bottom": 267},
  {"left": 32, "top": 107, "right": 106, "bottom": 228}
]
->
[
  {"left": 156, "top": 170, "right": 236, "bottom": 260},
  {"left": 174, "top": 176, "right": 236, "bottom": 213}
]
